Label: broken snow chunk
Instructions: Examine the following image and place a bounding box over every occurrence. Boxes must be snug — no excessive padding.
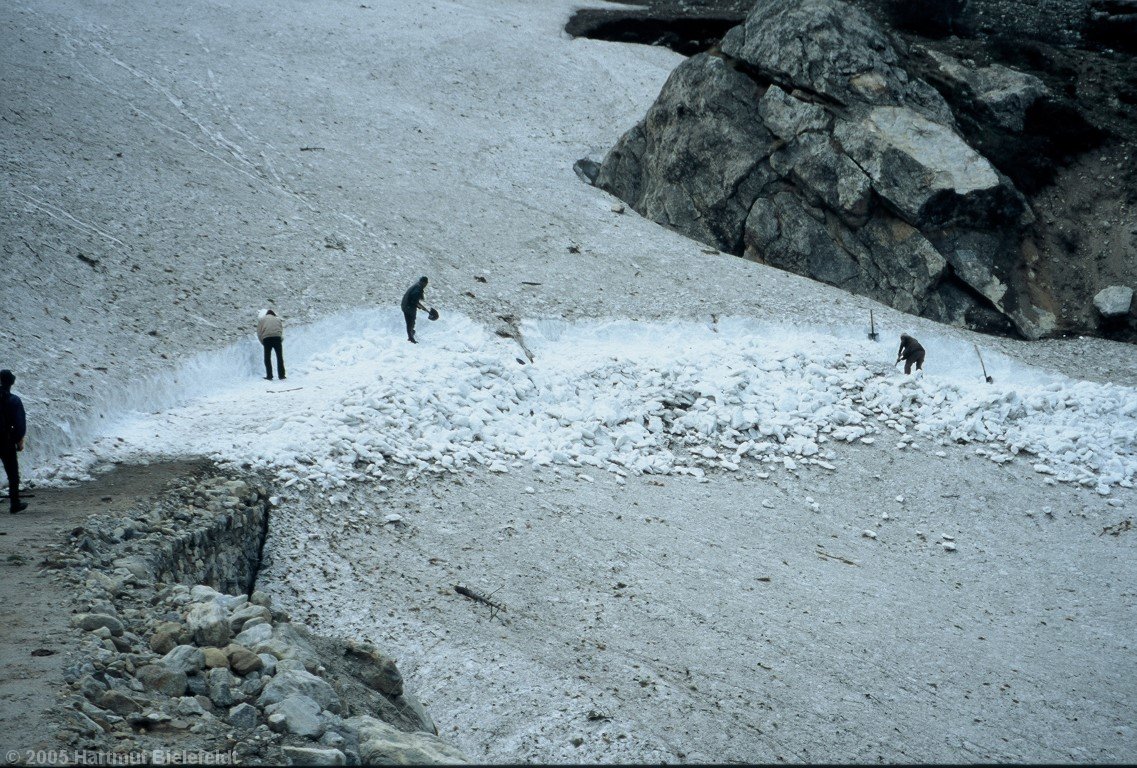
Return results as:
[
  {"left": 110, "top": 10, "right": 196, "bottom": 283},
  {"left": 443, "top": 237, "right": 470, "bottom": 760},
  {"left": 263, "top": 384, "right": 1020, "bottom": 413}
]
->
[
  {"left": 860, "top": 437, "right": 875, "bottom": 445},
  {"left": 941, "top": 534, "right": 955, "bottom": 541},
  {"left": 895, "top": 495, "right": 904, "bottom": 503},
  {"left": 761, "top": 499, "right": 775, "bottom": 509},
  {"left": 862, "top": 530, "right": 877, "bottom": 539},
  {"left": 942, "top": 542, "right": 957, "bottom": 552}
]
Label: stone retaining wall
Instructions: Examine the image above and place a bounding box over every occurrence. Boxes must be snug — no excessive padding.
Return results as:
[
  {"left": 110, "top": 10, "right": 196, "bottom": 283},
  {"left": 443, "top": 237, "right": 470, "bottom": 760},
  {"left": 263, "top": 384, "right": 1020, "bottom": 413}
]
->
[{"left": 43, "top": 467, "right": 467, "bottom": 766}]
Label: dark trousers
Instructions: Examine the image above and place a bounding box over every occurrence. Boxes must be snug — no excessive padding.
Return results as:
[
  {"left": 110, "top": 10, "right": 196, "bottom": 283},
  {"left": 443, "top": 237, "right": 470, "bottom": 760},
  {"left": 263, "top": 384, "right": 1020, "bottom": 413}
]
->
[
  {"left": 403, "top": 308, "right": 417, "bottom": 342},
  {"left": 904, "top": 350, "right": 925, "bottom": 374},
  {"left": 1, "top": 445, "right": 18, "bottom": 510},
  {"left": 262, "top": 336, "right": 285, "bottom": 379}
]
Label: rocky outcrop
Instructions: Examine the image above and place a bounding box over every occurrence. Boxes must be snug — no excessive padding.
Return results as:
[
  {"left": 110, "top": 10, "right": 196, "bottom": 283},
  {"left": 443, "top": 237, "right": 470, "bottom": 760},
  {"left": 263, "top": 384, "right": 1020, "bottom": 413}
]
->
[
  {"left": 592, "top": 0, "right": 1070, "bottom": 338},
  {"left": 45, "top": 470, "right": 467, "bottom": 765}
]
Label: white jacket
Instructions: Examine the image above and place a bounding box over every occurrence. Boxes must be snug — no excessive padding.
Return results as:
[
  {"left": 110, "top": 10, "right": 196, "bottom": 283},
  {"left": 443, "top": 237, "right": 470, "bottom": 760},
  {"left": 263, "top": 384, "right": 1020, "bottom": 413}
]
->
[{"left": 257, "top": 313, "right": 284, "bottom": 342}]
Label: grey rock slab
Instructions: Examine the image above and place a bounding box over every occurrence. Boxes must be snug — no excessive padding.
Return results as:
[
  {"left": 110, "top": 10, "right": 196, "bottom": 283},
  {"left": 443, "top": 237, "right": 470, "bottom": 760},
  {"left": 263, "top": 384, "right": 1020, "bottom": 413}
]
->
[
  {"left": 228, "top": 604, "right": 272, "bottom": 634},
  {"left": 282, "top": 746, "right": 346, "bottom": 766},
  {"left": 348, "top": 715, "right": 467, "bottom": 764},
  {"left": 227, "top": 702, "right": 258, "bottom": 730},
  {"left": 233, "top": 621, "right": 273, "bottom": 648},
  {"left": 257, "top": 666, "right": 341, "bottom": 713},
  {"left": 720, "top": 0, "right": 953, "bottom": 123},
  {"left": 832, "top": 106, "right": 1008, "bottom": 228},
  {"left": 136, "top": 664, "right": 188, "bottom": 697},
  {"left": 161, "top": 645, "right": 206, "bottom": 675},
  {"left": 74, "top": 613, "right": 125, "bottom": 636},
  {"left": 97, "top": 690, "right": 142, "bottom": 715},
  {"left": 264, "top": 694, "right": 325, "bottom": 738},
  {"left": 924, "top": 49, "right": 1048, "bottom": 133},
  {"left": 206, "top": 667, "right": 239, "bottom": 707},
  {"left": 1094, "top": 285, "right": 1134, "bottom": 317}
]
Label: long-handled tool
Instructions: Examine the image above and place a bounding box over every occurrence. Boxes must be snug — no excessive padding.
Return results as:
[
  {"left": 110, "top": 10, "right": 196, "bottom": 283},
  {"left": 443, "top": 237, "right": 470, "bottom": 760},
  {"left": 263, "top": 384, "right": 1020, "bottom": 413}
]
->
[
  {"left": 973, "top": 344, "right": 993, "bottom": 383},
  {"left": 868, "top": 310, "right": 879, "bottom": 342}
]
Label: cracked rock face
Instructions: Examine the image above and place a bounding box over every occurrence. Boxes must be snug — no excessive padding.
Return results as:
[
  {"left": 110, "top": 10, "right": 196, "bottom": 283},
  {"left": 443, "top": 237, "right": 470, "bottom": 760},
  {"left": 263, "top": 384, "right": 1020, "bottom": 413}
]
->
[{"left": 594, "top": 0, "right": 1055, "bottom": 338}]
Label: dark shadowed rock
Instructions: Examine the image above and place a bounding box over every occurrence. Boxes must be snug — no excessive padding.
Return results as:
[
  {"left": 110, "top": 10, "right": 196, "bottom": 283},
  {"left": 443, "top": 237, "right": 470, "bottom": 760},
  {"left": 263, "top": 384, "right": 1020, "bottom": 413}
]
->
[
  {"left": 595, "top": 0, "right": 1062, "bottom": 338},
  {"left": 596, "top": 52, "right": 775, "bottom": 253}
]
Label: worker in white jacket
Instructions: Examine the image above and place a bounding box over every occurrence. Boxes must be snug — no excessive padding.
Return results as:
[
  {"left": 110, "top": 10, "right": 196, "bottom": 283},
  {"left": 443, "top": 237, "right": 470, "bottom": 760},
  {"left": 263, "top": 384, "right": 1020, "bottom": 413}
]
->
[{"left": 257, "top": 309, "right": 286, "bottom": 380}]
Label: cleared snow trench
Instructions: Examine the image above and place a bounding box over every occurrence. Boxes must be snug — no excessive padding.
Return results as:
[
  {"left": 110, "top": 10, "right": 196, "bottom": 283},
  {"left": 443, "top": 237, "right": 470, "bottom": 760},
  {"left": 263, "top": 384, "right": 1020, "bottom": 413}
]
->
[{"left": 31, "top": 308, "right": 1137, "bottom": 494}]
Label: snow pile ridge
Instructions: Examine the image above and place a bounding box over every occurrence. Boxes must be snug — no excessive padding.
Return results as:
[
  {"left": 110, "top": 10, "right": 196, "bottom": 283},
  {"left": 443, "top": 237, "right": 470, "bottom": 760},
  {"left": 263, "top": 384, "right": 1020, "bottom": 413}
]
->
[{"left": 35, "top": 312, "right": 1137, "bottom": 496}]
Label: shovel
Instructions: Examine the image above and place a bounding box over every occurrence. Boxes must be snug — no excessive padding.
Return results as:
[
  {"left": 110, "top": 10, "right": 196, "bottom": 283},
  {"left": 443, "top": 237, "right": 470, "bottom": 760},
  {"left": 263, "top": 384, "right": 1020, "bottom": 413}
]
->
[
  {"left": 974, "top": 344, "right": 993, "bottom": 384},
  {"left": 868, "top": 310, "right": 878, "bottom": 342}
]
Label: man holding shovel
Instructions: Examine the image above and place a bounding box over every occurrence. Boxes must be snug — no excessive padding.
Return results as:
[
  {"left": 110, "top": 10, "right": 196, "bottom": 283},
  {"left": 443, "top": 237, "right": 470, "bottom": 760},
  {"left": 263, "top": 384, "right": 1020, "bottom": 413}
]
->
[
  {"left": 897, "top": 333, "right": 925, "bottom": 374},
  {"left": 401, "top": 276, "right": 439, "bottom": 343}
]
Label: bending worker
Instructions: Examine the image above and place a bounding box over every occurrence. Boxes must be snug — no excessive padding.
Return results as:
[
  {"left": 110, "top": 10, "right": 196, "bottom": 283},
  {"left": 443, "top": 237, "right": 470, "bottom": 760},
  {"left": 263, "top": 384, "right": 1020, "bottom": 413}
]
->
[{"left": 897, "top": 333, "right": 925, "bottom": 374}]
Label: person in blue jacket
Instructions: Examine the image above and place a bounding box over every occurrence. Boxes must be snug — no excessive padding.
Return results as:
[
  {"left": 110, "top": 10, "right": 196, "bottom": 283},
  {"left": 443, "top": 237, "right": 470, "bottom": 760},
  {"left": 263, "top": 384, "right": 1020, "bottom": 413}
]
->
[{"left": 1, "top": 369, "right": 28, "bottom": 514}]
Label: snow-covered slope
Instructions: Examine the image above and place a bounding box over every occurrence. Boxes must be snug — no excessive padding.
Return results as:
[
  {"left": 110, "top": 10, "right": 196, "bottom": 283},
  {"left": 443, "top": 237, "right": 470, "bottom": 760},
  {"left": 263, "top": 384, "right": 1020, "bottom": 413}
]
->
[{"left": 2, "top": 0, "right": 1135, "bottom": 762}]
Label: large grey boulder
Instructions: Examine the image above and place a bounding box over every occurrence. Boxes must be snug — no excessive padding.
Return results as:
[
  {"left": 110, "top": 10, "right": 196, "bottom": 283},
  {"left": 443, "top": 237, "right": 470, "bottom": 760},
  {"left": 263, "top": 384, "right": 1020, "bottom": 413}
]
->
[
  {"left": 161, "top": 645, "right": 205, "bottom": 676},
  {"left": 594, "top": 0, "right": 1047, "bottom": 337},
  {"left": 136, "top": 664, "right": 188, "bottom": 697},
  {"left": 257, "top": 666, "right": 341, "bottom": 713},
  {"left": 266, "top": 694, "right": 325, "bottom": 739},
  {"left": 1094, "top": 285, "right": 1134, "bottom": 318},
  {"left": 719, "top": 0, "right": 953, "bottom": 123},
  {"left": 185, "top": 601, "right": 231, "bottom": 648},
  {"left": 831, "top": 106, "right": 1024, "bottom": 229},
  {"left": 73, "top": 613, "right": 125, "bottom": 636},
  {"left": 228, "top": 604, "right": 272, "bottom": 634},
  {"left": 233, "top": 621, "right": 273, "bottom": 648},
  {"left": 347, "top": 715, "right": 468, "bottom": 765}
]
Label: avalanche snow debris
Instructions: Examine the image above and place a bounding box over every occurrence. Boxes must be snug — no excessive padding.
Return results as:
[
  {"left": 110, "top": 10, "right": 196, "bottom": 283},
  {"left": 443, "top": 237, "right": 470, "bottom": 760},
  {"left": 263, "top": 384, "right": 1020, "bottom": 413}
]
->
[{"left": 37, "top": 313, "right": 1137, "bottom": 493}]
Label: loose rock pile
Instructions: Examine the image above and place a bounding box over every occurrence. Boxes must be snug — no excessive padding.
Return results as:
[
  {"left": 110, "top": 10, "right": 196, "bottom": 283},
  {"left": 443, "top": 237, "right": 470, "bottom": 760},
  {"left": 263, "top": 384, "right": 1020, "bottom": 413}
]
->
[{"left": 44, "top": 471, "right": 467, "bottom": 765}]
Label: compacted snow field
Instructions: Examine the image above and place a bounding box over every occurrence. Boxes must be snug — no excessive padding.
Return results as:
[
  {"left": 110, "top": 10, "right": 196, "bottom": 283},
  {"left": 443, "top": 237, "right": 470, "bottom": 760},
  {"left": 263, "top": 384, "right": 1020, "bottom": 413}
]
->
[
  {"left": 36, "top": 309, "right": 1137, "bottom": 762},
  {"left": 4, "top": 0, "right": 1136, "bottom": 762}
]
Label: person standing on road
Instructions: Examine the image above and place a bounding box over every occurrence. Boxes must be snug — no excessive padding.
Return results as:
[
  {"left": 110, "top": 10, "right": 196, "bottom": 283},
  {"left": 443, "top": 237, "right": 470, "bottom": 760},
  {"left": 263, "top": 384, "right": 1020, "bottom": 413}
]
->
[
  {"left": 897, "top": 333, "right": 925, "bottom": 374},
  {"left": 1, "top": 369, "right": 28, "bottom": 514},
  {"left": 257, "top": 309, "right": 286, "bottom": 380},
  {"left": 401, "top": 276, "right": 430, "bottom": 344}
]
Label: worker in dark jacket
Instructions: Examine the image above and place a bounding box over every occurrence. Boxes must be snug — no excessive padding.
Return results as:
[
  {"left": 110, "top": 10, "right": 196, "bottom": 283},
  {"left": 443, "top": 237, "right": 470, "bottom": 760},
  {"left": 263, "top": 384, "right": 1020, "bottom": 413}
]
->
[
  {"left": 897, "top": 334, "right": 926, "bottom": 374},
  {"left": 1, "top": 369, "right": 28, "bottom": 514},
  {"left": 401, "top": 276, "right": 430, "bottom": 343}
]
